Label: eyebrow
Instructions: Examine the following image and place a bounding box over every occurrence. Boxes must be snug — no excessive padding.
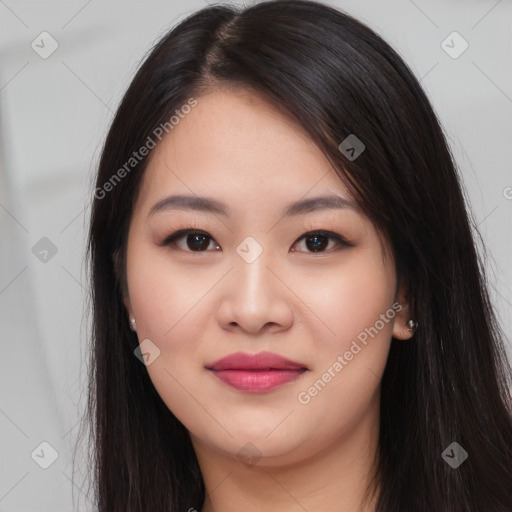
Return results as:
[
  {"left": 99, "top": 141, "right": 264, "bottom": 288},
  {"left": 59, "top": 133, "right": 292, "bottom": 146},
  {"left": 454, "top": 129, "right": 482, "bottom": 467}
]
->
[{"left": 147, "top": 193, "right": 359, "bottom": 219}]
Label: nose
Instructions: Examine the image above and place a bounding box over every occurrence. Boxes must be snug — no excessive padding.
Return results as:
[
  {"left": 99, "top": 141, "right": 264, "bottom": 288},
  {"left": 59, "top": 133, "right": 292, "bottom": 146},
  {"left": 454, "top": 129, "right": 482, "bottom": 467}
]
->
[{"left": 215, "top": 240, "right": 294, "bottom": 335}]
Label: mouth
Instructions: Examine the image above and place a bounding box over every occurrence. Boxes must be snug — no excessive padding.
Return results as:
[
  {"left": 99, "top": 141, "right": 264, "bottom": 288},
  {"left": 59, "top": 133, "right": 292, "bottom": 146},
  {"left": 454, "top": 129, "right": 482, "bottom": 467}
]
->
[
  {"left": 206, "top": 351, "right": 309, "bottom": 393},
  {"left": 208, "top": 368, "right": 308, "bottom": 392}
]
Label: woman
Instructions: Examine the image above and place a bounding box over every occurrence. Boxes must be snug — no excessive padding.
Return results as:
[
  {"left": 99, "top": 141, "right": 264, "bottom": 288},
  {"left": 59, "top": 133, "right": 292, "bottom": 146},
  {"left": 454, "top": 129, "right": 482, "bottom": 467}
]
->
[{"left": 82, "top": 1, "right": 512, "bottom": 510}]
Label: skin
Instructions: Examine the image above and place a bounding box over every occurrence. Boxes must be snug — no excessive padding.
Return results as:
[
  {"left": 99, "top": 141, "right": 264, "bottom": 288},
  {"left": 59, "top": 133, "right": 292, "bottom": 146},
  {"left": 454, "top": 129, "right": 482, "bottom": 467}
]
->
[{"left": 122, "top": 86, "right": 414, "bottom": 512}]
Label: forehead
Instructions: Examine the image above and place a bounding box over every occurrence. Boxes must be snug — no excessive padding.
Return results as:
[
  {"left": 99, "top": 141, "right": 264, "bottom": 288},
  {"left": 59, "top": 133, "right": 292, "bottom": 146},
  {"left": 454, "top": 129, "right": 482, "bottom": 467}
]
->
[{"left": 136, "top": 87, "right": 352, "bottom": 214}]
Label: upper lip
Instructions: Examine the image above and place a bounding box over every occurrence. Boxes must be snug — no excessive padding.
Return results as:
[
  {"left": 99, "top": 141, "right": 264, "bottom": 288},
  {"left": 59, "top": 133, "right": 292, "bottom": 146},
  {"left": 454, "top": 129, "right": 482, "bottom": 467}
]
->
[{"left": 207, "top": 351, "right": 308, "bottom": 371}]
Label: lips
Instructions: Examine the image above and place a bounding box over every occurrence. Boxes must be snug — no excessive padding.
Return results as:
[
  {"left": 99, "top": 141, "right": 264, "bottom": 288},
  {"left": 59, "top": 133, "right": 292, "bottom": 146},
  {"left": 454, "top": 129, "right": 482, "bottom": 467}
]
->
[
  {"left": 207, "top": 351, "right": 307, "bottom": 371},
  {"left": 206, "top": 351, "right": 308, "bottom": 392}
]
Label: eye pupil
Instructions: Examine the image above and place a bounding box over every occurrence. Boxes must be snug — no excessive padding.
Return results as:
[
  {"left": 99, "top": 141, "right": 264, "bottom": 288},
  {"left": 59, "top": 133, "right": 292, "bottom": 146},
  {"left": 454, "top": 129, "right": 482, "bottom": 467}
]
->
[
  {"left": 187, "top": 233, "right": 209, "bottom": 251},
  {"left": 306, "top": 234, "right": 328, "bottom": 252}
]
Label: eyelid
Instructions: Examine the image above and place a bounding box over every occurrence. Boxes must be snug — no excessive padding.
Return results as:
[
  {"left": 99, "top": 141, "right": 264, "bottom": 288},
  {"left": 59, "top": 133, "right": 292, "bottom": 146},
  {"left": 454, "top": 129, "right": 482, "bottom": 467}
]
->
[
  {"left": 160, "top": 227, "right": 354, "bottom": 252},
  {"left": 296, "top": 229, "right": 354, "bottom": 248},
  {"left": 159, "top": 228, "right": 213, "bottom": 247}
]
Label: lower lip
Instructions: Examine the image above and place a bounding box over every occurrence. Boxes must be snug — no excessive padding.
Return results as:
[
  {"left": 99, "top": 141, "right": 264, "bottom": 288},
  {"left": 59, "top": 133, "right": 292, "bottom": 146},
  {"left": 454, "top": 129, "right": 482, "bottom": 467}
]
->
[{"left": 209, "top": 369, "right": 307, "bottom": 392}]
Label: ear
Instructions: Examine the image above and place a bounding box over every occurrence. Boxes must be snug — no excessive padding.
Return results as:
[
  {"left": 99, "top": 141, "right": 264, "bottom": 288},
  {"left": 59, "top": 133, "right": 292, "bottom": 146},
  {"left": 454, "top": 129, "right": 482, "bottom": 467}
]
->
[
  {"left": 123, "top": 294, "right": 133, "bottom": 318},
  {"left": 392, "top": 280, "right": 416, "bottom": 340},
  {"left": 123, "top": 295, "right": 137, "bottom": 332},
  {"left": 113, "top": 247, "right": 136, "bottom": 330}
]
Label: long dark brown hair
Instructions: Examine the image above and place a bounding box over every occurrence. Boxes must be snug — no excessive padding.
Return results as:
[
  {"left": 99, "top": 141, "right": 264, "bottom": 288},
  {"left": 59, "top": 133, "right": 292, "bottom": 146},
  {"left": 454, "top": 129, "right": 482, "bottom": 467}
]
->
[{"left": 79, "top": 1, "right": 512, "bottom": 510}]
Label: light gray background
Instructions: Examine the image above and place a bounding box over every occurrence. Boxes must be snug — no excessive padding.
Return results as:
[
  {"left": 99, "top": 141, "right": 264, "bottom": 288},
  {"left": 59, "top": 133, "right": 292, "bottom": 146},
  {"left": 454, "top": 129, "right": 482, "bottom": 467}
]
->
[{"left": 1, "top": 1, "right": 511, "bottom": 511}]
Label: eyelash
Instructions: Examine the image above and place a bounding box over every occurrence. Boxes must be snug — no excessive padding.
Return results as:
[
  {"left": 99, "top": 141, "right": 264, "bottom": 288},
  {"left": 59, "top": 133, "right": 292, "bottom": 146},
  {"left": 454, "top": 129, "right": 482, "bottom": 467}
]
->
[{"left": 160, "top": 226, "right": 354, "bottom": 254}]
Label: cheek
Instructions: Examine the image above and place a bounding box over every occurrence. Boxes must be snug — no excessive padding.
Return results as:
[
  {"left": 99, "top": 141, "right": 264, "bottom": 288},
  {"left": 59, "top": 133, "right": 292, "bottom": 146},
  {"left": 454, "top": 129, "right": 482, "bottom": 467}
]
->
[
  {"left": 126, "top": 243, "right": 219, "bottom": 342},
  {"left": 299, "top": 246, "right": 396, "bottom": 356},
  {"left": 292, "top": 249, "right": 396, "bottom": 429},
  {"left": 125, "top": 247, "right": 217, "bottom": 427}
]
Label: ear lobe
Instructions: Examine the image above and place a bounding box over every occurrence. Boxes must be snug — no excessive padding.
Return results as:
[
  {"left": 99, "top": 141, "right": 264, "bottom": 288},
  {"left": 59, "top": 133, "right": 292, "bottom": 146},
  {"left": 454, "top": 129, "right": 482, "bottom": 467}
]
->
[{"left": 392, "top": 318, "right": 416, "bottom": 340}]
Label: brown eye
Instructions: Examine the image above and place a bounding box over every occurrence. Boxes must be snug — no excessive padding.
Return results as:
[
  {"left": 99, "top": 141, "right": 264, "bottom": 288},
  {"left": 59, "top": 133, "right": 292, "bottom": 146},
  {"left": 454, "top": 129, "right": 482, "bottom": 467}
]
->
[
  {"left": 291, "top": 231, "right": 352, "bottom": 253},
  {"left": 184, "top": 233, "right": 212, "bottom": 251},
  {"left": 162, "top": 229, "right": 220, "bottom": 252},
  {"left": 162, "top": 229, "right": 352, "bottom": 254}
]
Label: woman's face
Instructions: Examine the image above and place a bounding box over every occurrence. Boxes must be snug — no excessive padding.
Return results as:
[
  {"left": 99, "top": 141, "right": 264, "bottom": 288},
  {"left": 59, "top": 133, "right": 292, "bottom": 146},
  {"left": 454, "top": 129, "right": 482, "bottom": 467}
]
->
[{"left": 123, "top": 86, "right": 412, "bottom": 467}]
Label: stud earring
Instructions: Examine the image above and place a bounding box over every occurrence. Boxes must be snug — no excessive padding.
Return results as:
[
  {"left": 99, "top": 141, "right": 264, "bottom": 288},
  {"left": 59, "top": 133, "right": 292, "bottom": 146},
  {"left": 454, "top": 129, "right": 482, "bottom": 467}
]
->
[
  {"left": 407, "top": 319, "right": 418, "bottom": 332},
  {"left": 129, "top": 317, "right": 137, "bottom": 332}
]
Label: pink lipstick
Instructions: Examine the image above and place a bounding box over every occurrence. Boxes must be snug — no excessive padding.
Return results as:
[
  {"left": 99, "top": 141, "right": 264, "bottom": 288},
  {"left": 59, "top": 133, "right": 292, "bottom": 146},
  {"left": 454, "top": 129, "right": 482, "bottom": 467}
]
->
[{"left": 206, "top": 351, "right": 308, "bottom": 392}]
